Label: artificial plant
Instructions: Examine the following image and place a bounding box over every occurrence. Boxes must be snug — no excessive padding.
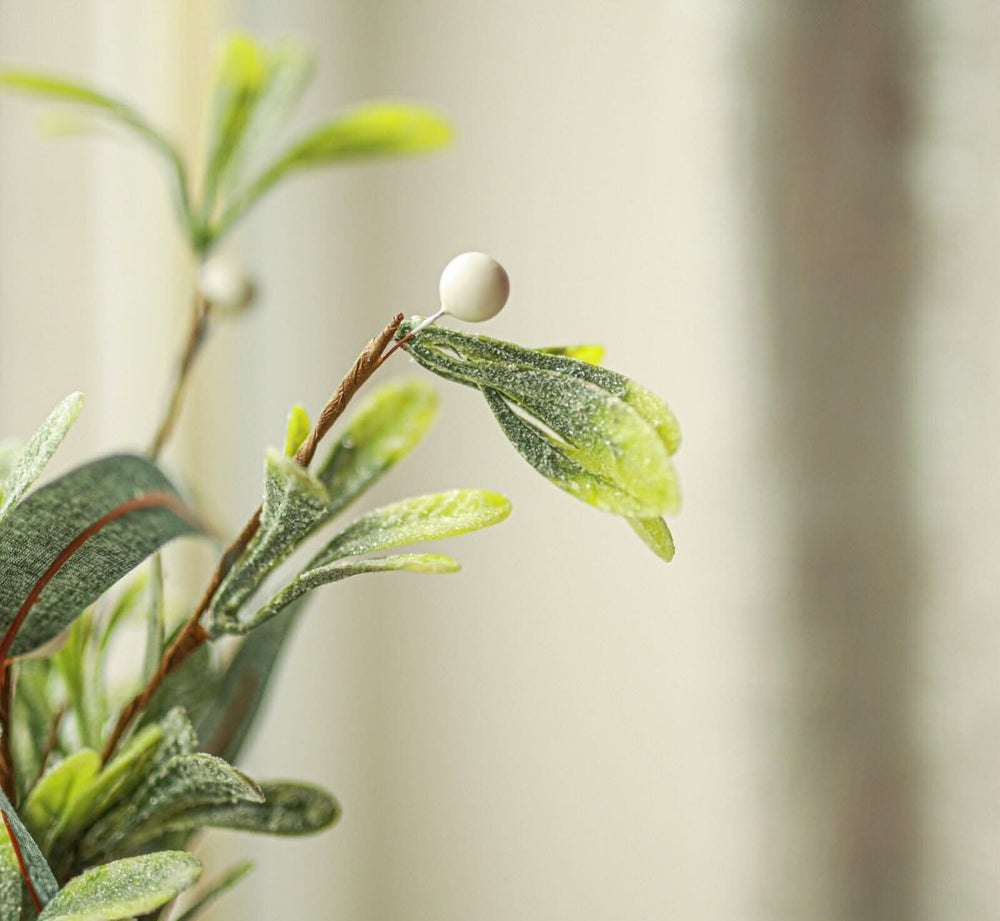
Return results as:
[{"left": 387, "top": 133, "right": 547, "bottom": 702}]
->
[{"left": 0, "top": 32, "right": 680, "bottom": 921}]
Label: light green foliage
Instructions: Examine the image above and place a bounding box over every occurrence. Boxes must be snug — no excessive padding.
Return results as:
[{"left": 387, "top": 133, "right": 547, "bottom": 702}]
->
[
  {"left": 401, "top": 323, "right": 681, "bottom": 559},
  {"left": 0, "top": 454, "right": 202, "bottom": 656},
  {"left": 316, "top": 378, "right": 438, "bottom": 519},
  {"left": 23, "top": 750, "right": 100, "bottom": 848},
  {"left": 283, "top": 404, "right": 311, "bottom": 457},
  {"left": 627, "top": 517, "right": 675, "bottom": 563},
  {"left": 172, "top": 860, "right": 254, "bottom": 921},
  {"left": 0, "top": 784, "right": 58, "bottom": 908},
  {"left": 538, "top": 344, "right": 605, "bottom": 365},
  {"left": 37, "top": 851, "right": 201, "bottom": 921},
  {"left": 133, "top": 780, "right": 339, "bottom": 839},
  {"left": 0, "top": 392, "right": 83, "bottom": 520}
]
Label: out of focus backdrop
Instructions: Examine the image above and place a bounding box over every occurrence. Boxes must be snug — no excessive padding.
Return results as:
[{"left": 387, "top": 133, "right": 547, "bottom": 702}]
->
[{"left": 1, "top": 2, "right": 997, "bottom": 920}]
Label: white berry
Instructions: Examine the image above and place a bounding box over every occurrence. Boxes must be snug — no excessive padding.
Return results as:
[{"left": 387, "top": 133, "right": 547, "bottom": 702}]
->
[
  {"left": 197, "top": 254, "right": 255, "bottom": 313},
  {"left": 439, "top": 252, "right": 510, "bottom": 322}
]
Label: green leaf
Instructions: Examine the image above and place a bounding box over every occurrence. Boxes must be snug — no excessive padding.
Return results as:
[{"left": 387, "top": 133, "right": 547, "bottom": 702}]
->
[
  {"left": 315, "top": 378, "right": 438, "bottom": 520},
  {"left": 315, "top": 489, "right": 511, "bottom": 565},
  {"left": 0, "top": 454, "right": 202, "bottom": 656},
  {"left": 283, "top": 404, "right": 310, "bottom": 457},
  {"left": 0, "top": 837, "right": 21, "bottom": 921},
  {"left": 37, "top": 851, "right": 201, "bottom": 921},
  {"left": 23, "top": 749, "right": 100, "bottom": 847},
  {"left": 0, "top": 392, "right": 84, "bottom": 519},
  {"left": 242, "top": 554, "right": 460, "bottom": 634},
  {"left": 208, "top": 448, "right": 330, "bottom": 631},
  {"left": 0, "top": 69, "right": 195, "bottom": 245},
  {"left": 627, "top": 516, "right": 675, "bottom": 562},
  {"left": 82, "top": 753, "right": 262, "bottom": 859},
  {"left": 53, "top": 724, "right": 162, "bottom": 846},
  {"left": 401, "top": 324, "right": 681, "bottom": 519},
  {"left": 538, "top": 344, "right": 605, "bottom": 365},
  {"left": 123, "top": 780, "right": 338, "bottom": 843},
  {"left": 172, "top": 860, "right": 253, "bottom": 921},
  {"left": 215, "top": 101, "right": 451, "bottom": 237},
  {"left": 0, "top": 783, "right": 58, "bottom": 908}
]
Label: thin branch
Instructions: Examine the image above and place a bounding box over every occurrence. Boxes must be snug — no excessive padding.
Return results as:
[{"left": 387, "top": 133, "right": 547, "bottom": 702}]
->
[
  {"left": 148, "top": 288, "right": 212, "bottom": 461},
  {"left": 102, "top": 313, "right": 404, "bottom": 762}
]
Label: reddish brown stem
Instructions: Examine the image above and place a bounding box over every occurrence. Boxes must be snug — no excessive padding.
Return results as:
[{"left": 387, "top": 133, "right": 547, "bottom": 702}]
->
[
  {"left": 101, "top": 313, "right": 404, "bottom": 762},
  {"left": 1, "top": 810, "right": 42, "bottom": 913}
]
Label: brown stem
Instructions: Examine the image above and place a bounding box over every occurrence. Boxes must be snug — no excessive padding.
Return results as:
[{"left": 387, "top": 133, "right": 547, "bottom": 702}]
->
[
  {"left": 102, "top": 313, "right": 404, "bottom": 761},
  {"left": 148, "top": 288, "right": 211, "bottom": 460}
]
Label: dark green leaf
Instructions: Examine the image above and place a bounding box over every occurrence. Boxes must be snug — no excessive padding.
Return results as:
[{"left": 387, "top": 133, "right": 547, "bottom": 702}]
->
[
  {"left": 37, "top": 851, "right": 201, "bottom": 921},
  {"left": 0, "top": 454, "right": 202, "bottom": 656}
]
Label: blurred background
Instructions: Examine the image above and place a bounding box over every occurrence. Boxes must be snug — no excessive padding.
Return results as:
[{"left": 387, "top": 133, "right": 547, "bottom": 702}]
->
[{"left": 1, "top": 2, "right": 997, "bottom": 919}]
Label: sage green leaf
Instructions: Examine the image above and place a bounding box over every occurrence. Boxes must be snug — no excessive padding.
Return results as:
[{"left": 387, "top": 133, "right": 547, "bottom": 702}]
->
[
  {"left": 0, "top": 837, "right": 21, "bottom": 921},
  {"left": 53, "top": 724, "right": 163, "bottom": 845},
  {"left": 538, "top": 344, "right": 605, "bottom": 365},
  {"left": 23, "top": 749, "right": 100, "bottom": 847},
  {"left": 37, "top": 851, "right": 201, "bottom": 921},
  {"left": 0, "top": 454, "right": 202, "bottom": 656},
  {"left": 0, "top": 69, "right": 194, "bottom": 242},
  {"left": 121, "top": 780, "right": 338, "bottom": 846},
  {"left": 172, "top": 860, "right": 253, "bottom": 921},
  {"left": 627, "top": 516, "right": 675, "bottom": 562},
  {"left": 244, "top": 554, "right": 459, "bottom": 633},
  {"left": 315, "top": 489, "right": 511, "bottom": 566},
  {"left": 0, "top": 440, "right": 21, "bottom": 505},
  {"left": 283, "top": 404, "right": 310, "bottom": 457},
  {"left": 0, "top": 783, "right": 58, "bottom": 907},
  {"left": 0, "top": 392, "right": 84, "bottom": 519},
  {"left": 401, "top": 326, "right": 677, "bottom": 516},
  {"left": 82, "top": 753, "right": 263, "bottom": 860},
  {"left": 149, "top": 707, "right": 199, "bottom": 768},
  {"left": 315, "top": 378, "right": 437, "bottom": 521},
  {"left": 208, "top": 449, "right": 330, "bottom": 632},
  {"left": 196, "top": 597, "right": 306, "bottom": 763},
  {"left": 216, "top": 101, "right": 451, "bottom": 237}
]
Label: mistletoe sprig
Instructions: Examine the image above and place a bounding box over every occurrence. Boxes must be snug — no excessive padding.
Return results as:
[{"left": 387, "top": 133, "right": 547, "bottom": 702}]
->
[{"left": 0, "top": 32, "right": 680, "bottom": 920}]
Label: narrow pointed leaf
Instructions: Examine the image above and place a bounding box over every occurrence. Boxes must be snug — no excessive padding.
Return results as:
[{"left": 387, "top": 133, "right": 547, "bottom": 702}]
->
[
  {"left": 37, "top": 851, "right": 201, "bottom": 921},
  {"left": 209, "top": 448, "right": 330, "bottom": 631},
  {"left": 172, "top": 861, "right": 254, "bottom": 921},
  {"left": 315, "top": 378, "right": 437, "bottom": 520},
  {"left": 0, "top": 784, "right": 58, "bottom": 908},
  {"left": 0, "top": 454, "right": 202, "bottom": 656},
  {"left": 23, "top": 749, "right": 100, "bottom": 846},
  {"left": 120, "top": 780, "right": 338, "bottom": 847},
  {"left": 283, "top": 404, "right": 310, "bottom": 457},
  {"left": 0, "top": 392, "right": 84, "bottom": 518},
  {"left": 316, "top": 489, "right": 510, "bottom": 566},
  {"left": 627, "top": 516, "right": 675, "bottom": 562},
  {"left": 232, "top": 554, "right": 460, "bottom": 635}
]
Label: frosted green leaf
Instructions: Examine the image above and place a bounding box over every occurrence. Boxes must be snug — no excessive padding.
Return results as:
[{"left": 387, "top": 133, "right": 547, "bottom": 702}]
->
[
  {"left": 316, "top": 489, "right": 510, "bottom": 565},
  {"left": 23, "top": 749, "right": 100, "bottom": 846},
  {"left": 150, "top": 707, "right": 198, "bottom": 767},
  {"left": 54, "top": 725, "right": 163, "bottom": 845},
  {"left": 283, "top": 404, "right": 310, "bottom": 457},
  {"left": 236, "top": 554, "right": 460, "bottom": 634},
  {"left": 172, "top": 861, "right": 253, "bottom": 921},
  {"left": 209, "top": 448, "right": 330, "bottom": 632},
  {"left": 121, "top": 781, "right": 338, "bottom": 846},
  {"left": 538, "top": 344, "right": 605, "bottom": 365},
  {"left": 81, "top": 753, "right": 263, "bottom": 860},
  {"left": 0, "top": 392, "right": 84, "bottom": 519},
  {"left": 0, "top": 454, "right": 202, "bottom": 656},
  {"left": 37, "top": 851, "right": 201, "bottom": 921},
  {"left": 627, "top": 516, "right": 675, "bottom": 562},
  {"left": 0, "top": 837, "right": 20, "bottom": 921},
  {"left": 216, "top": 101, "right": 451, "bottom": 237},
  {"left": 316, "top": 378, "right": 437, "bottom": 521},
  {"left": 0, "top": 783, "right": 58, "bottom": 907}
]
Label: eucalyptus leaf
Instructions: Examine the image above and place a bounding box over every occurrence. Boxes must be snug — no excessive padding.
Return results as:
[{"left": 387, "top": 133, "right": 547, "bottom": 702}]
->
[
  {"left": 119, "top": 780, "right": 338, "bottom": 846},
  {"left": 0, "top": 783, "right": 58, "bottom": 908},
  {"left": 37, "top": 851, "right": 201, "bottom": 921},
  {"left": 23, "top": 749, "right": 100, "bottom": 848},
  {"left": 172, "top": 860, "right": 253, "bottom": 921},
  {"left": 315, "top": 378, "right": 437, "bottom": 521},
  {"left": 0, "top": 455, "right": 202, "bottom": 656},
  {"left": 0, "top": 392, "right": 84, "bottom": 519},
  {"left": 238, "top": 554, "right": 460, "bottom": 634}
]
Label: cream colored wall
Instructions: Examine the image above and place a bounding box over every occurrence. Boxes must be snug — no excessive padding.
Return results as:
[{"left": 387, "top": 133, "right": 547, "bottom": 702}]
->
[{"left": 0, "top": 3, "right": 997, "bottom": 921}]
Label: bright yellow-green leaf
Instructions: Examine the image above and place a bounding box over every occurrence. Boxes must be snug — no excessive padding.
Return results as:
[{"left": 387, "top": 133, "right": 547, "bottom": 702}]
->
[
  {"left": 539, "top": 344, "right": 605, "bottom": 365},
  {"left": 283, "top": 404, "right": 310, "bottom": 457},
  {"left": 23, "top": 749, "right": 100, "bottom": 845},
  {"left": 627, "top": 516, "right": 675, "bottom": 562}
]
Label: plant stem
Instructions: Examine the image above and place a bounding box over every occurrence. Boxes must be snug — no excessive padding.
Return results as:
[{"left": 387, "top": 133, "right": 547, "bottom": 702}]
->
[
  {"left": 101, "top": 312, "right": 404, "bottom": 761},
  {"left": 148, "top": 287, "right": 212, "bottom": 461},
  {"left": 0, "top": 667, "right": 13, "bottom": 801}
]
